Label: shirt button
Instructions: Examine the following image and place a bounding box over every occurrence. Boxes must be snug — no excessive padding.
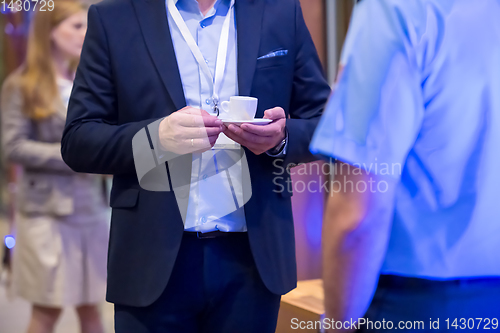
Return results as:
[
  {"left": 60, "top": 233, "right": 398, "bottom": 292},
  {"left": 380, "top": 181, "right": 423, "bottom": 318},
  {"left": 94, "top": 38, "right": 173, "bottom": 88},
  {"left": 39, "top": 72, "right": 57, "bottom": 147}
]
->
[
  {"left": 202, "top": 174, "right": 208, "bottom": 180},
  {"left": 200, "top": 216, "right": 207, "bottom": 223},
  {"left": 200, "top": 23, "right": 206, "bottom": 28},
  {"left": 205, "top": 99, "right": 211, "bottom": 105},
  {"left": 205, "top": 59, "right": 209, "bottom": 64}
]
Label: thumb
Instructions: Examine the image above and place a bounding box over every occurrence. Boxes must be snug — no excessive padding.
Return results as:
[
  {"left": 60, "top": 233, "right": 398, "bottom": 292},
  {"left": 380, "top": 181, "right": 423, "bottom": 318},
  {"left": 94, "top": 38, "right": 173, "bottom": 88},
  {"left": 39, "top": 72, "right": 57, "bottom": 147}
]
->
[{"left": 264, "top": 107, "right": 285, "bottom": 120}]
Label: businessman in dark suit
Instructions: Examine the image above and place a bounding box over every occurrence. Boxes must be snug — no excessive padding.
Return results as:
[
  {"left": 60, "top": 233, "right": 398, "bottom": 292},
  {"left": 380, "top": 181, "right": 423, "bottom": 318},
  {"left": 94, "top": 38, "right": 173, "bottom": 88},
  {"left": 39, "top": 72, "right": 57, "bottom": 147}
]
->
[{"left": 61, "top": 0, "right": 330, "bottom": 331}]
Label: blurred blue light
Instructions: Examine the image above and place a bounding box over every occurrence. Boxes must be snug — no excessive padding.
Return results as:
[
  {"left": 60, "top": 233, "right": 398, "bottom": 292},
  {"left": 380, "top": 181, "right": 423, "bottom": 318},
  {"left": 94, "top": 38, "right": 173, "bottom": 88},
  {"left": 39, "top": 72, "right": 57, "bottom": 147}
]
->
[{"left": 4, "top": 235, "right": 16, "bottom": 249}]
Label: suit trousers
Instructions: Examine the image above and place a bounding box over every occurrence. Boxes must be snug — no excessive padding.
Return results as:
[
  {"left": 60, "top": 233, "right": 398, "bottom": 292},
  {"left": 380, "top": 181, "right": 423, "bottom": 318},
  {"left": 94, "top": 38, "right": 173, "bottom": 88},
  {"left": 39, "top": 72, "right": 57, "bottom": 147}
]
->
[
  {"left": 114, "top": 232, "right": 281, "bottom": 333},
  {"left": 358, "top": 275, "right": 500, "bottom": 332}
]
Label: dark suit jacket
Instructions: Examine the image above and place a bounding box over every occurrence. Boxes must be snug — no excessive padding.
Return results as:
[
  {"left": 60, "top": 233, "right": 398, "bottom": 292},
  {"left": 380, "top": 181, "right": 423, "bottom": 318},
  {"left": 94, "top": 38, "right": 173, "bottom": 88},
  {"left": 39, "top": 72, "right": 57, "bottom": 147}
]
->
[{"left": 61, "top": 0, "right": 331, "bottom": 307}]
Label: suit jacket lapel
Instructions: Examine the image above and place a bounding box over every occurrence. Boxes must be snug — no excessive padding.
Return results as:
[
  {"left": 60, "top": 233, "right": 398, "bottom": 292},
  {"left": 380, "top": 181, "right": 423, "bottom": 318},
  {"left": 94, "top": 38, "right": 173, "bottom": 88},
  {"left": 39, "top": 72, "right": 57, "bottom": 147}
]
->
[
  {"left": 132, "top": 0, "right": 186, "bottom": 111},
  {"left": 235, "top": 0, "right": 265, "bottom": 97},
  {"left": 133, "top": 0, "right": 192, "bottom": 212}
]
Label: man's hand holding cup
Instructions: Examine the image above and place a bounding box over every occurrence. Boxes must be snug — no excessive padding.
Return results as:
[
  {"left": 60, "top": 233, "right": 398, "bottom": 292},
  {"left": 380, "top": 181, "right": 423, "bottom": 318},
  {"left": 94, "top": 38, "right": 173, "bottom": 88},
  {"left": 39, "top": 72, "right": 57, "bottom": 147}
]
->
[
  {"left": 158, "top": 107, "right": 224, "bottom": 154},
  {"left": 223, "top": 106, "right": 286, "bottom": 155}
]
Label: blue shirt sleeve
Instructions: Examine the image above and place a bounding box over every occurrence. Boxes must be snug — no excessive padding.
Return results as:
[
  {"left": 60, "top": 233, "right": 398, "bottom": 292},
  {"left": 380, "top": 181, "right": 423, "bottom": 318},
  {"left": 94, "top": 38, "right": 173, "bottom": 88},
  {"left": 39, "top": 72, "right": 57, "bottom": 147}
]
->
[{"left": 310, "top": 0, "right": 425, "bottom": 178}]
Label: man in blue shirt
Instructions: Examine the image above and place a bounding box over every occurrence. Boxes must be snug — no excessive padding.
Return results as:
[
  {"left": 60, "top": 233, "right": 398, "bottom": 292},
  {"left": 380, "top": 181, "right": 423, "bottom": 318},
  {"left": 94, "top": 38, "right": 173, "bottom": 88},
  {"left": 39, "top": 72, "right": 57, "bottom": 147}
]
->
[
  {"left": 311, "top": 0, "right": 500, "bottom": 330},
  {"left": 61, "top": 0, "right": 331, "bottom": 331}
]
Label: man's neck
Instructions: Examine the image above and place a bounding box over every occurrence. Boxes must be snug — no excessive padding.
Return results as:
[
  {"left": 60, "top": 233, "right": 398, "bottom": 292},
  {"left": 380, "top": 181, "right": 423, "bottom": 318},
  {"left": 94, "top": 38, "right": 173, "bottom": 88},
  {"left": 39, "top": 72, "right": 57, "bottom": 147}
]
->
[{"left": 197, "top": 0, "right": 217, "bottom": 16}]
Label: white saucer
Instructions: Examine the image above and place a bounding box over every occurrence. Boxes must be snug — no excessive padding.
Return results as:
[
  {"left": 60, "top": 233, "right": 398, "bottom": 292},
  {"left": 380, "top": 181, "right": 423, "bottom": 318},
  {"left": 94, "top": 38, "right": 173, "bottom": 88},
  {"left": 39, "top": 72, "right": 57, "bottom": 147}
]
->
[{"left": 220, "top": 118, "right": 272, "bottom": 126}]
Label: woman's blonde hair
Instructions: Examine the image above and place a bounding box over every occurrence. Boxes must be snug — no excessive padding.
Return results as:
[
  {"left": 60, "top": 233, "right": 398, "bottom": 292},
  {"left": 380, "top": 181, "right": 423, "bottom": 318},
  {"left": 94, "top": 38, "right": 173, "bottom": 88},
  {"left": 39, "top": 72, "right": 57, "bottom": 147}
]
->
[{"left": 14, "top": 0, "right": 87, "bottom": 120}]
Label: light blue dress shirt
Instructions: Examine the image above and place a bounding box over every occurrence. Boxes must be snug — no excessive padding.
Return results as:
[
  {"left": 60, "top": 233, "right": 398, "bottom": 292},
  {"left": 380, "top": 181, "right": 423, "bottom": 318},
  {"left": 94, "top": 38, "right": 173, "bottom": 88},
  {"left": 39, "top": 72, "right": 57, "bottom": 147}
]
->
[
  {"left": 167, "top": 0, "right": 247, "bottom": 232},
  {"left": 311, "top": 0, "right": 500, "bottom": 279}
]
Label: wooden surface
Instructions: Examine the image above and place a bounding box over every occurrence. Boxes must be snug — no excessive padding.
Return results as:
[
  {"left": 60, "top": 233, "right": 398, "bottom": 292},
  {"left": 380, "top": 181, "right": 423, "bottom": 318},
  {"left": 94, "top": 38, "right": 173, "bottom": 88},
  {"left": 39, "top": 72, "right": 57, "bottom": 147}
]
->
[
  {"left": 282, "top": 279, "right": 325, "bottom": 315},
  {"left": 276, "top": 279, "right": 325, "bottom": 333}
]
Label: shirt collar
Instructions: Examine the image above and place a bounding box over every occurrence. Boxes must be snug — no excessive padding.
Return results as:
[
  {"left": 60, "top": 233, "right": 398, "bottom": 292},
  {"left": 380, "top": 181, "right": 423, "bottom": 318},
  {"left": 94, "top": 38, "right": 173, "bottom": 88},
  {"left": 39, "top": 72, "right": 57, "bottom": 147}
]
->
[{"left": 173, "top": 0, "right": 231, "bottom": 18}]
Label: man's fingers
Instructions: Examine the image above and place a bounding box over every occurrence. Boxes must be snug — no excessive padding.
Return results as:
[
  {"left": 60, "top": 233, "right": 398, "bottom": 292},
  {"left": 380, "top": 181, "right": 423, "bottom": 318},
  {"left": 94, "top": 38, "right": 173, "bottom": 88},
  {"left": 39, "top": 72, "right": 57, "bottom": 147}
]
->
[
  {"left": 239, "top": 122, "right": 283, "bottom": 136},
  {"left": 175, "top": 112, "right": 222, "bottom": 128},
  {"left": 186, "top": 137, "right": 212, "bottom": 151},
  {"left": 204, "top": 126, "right": 224, "bottom": 137},
  {"left": 208, "top": 134, "right": 219, "bottom": 146},
  {"left": 263, "top": 107, "right": 285, "bottom": 120},
  {"left": 202, "top": 116, "right": 223, "bottom": 128},
  {"left": 223, "top": 129, "right": 263, "bottom": 153},
  {"left": 172, "top": 112, "right": 205, "bottom": 127},
  {"left": 223, "top": 128, "right": 250, "bottom": 146},
  {"left": 192, "top": 135, "right": 220, "bottom": 153},
  {"left": 179, "top": 107, "right": 222, "bottom": 127},
  {"left": 225, "top": 124, "right": 267, "bottom": 144},
  {"left": 179, "top": 126, "right": 223, "bottom": 139}
]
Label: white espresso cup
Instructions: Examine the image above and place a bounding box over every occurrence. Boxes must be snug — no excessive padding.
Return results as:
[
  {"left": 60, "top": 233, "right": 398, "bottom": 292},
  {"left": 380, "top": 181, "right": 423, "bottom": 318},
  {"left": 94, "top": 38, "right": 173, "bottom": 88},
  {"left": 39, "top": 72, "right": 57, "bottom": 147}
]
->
[{"left": 220, "top": 96, "right": 258, "bottom": 120}]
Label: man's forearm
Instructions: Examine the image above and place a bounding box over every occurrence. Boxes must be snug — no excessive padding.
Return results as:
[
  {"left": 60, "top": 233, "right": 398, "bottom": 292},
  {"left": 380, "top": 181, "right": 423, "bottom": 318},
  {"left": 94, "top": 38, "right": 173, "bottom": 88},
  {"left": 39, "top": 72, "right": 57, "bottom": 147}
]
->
[
  {"left": 322, "top": 165, "right": 395, "bottom": 330},
  {"left": 61, "top": 118, "right": 162, "bottom": 175},
  {"left": 322, "top": 211, "right": 390, "bottom": 327}
]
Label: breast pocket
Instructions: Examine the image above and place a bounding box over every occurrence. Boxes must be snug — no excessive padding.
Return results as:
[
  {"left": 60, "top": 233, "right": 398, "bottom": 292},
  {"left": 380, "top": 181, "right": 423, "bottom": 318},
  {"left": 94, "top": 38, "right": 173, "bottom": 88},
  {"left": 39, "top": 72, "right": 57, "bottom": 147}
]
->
[
  {"left": 255, "top": 55, "right": 288, "bottom": 70},
  {"left": 252, "top": 63, "right": 292, "bottom": 118}
]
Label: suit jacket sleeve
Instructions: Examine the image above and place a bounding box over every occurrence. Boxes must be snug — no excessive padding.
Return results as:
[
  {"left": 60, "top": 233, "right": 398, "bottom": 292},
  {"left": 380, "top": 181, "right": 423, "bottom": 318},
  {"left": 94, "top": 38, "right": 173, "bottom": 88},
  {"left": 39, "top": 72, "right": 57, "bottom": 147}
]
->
[
  {"left": 61, "top": 5, "right": 161, "bottom": 175},
  {"left": 284, "top": 0, "right": 332, "bottom": 166},
  {"left": 1, "top": 79, "right": 73, "bottom": 172}
]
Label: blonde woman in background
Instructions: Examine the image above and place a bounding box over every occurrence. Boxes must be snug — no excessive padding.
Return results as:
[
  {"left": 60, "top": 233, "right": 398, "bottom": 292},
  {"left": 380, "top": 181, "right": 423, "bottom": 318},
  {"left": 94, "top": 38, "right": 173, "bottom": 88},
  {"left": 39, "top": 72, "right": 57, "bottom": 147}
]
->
[{"left": 1, "top": 1, "right": 110, "bottom": 333}]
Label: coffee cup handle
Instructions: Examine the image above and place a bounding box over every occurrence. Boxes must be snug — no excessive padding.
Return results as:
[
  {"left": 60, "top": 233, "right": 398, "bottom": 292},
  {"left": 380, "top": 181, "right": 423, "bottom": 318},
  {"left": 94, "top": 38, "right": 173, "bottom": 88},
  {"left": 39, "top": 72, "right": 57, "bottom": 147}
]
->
[{"left": 221, "top": 101, "right": 230, "bottom": 113}]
